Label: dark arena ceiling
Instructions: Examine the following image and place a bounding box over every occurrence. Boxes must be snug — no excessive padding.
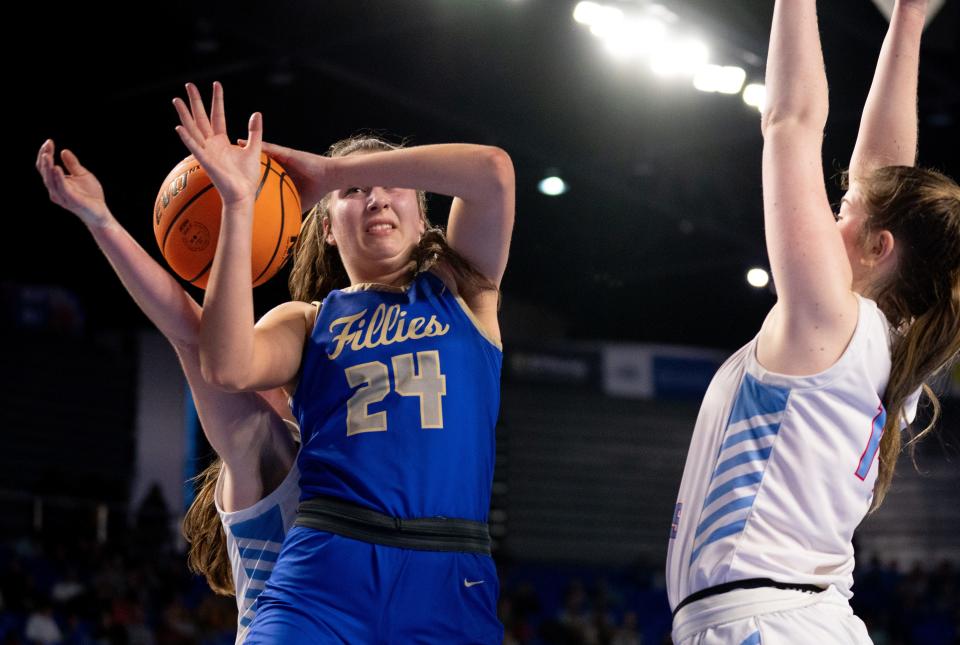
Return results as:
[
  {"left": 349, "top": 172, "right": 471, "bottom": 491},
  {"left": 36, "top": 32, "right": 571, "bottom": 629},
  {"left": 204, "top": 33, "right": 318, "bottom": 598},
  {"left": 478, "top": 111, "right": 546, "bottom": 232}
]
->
[{"left": 17, "top": 0, "right": 959, "bottom": 350}]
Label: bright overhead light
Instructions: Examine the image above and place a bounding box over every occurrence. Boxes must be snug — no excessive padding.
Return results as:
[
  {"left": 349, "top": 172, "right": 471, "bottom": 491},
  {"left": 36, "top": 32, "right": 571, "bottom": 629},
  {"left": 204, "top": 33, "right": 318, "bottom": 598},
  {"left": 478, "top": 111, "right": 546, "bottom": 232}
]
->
[
  {"left": 742, "top": 83, "right": 767, "bottom": 111},
  {"left": 693, "top": 65, "right": 746, "bottom": 94},
  {"left": 573, "top": 2, "right": 603, "bottom": 25},
  {"left": 746, "top": 267, "right": 770, "bottom": 288},
  {"left": 538, "top": 176, "right": 568, "bottom": 196},
  {"left": 573, "top": 2, "right": 624, "bottom": 36},
  {"left": 601, "top": 18, "right": 667, "bottom": 60},
  {"left": 650, "top": 38, "right": 709, "bottom": 77}
]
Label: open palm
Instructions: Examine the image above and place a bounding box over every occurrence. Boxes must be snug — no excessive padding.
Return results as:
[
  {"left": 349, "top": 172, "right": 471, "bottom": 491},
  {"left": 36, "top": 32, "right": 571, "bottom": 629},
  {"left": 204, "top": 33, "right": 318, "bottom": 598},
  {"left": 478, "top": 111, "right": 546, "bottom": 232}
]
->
[
  {"left": 36, "top": 139, "right": 111, "bottom": 227},
  {"left": 173, "top": 82, "right": 263, "bottom": 207}
]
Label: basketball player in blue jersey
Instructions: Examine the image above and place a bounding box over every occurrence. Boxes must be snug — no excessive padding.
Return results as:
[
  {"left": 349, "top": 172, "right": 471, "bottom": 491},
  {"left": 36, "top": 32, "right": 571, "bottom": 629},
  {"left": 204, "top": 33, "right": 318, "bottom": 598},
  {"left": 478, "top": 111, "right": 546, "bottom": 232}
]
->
[
  {"left": 666, "top": 0, "right": 960, "bottom": 642},
  {"left": 172, "top": 82, "right": 514, "bottom": 643},
  {"left": 35, "top": 140, "right": 300, "bottom": 643}
]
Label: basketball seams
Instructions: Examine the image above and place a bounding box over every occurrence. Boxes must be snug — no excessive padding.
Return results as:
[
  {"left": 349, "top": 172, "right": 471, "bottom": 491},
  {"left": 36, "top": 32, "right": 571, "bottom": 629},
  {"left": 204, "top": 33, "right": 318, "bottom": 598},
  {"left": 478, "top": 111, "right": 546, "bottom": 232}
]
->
[{"left": 158, "top": 156, "right": 301, "bottom": 289}]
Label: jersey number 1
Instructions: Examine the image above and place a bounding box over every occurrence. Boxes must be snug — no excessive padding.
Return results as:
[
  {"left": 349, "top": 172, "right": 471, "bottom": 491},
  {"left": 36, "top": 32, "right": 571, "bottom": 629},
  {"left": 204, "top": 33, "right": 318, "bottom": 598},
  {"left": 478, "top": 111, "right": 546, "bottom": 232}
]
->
[{"left": 344, "top": 350, "right": 447, "bottom": 436}]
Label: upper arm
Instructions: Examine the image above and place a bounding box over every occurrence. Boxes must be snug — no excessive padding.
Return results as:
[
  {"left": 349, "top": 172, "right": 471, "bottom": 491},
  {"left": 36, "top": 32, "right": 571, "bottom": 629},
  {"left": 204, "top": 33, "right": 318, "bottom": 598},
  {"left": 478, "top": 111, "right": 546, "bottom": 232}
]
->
[
  {"left": 174, "top": 345, "right": 297, "bottom": 509},
  {"left": 241, "top": 300, "right": 315, "bottom": 391},
  {"left": 758, "top": 122, "right": 860, "bottom": 373},
  {"left": 445, "top": 147, "right": 515, "bottom": 288}
]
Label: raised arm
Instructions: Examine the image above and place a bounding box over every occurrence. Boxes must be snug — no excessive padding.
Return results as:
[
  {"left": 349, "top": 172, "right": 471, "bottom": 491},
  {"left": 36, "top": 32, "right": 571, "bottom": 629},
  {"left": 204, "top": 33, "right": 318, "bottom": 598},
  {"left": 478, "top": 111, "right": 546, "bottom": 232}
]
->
[
  {"left": 256, "top": 140, "right": 515, "bottom": 288},
  {"left": 757, "top": 0, "right": 859, "bottom": 375},
  {"left": 848, "top": 0, "right": 927, "bottom": 181},
  {"left": 36, "top": 140, "right": 201, "bottom": 345},
  {"left": 173, "top": 82, "right": 313, "bottom": 393},
  {"left": 36, "top": 140, "right": 295, "bottom": 506}
]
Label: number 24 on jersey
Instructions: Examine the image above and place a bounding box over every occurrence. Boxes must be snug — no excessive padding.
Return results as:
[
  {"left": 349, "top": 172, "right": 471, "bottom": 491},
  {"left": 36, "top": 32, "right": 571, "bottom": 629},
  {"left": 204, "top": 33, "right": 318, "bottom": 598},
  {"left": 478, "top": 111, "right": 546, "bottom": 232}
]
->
[{"left": 344, "top": 350, "right": 446, "bottom": 436}]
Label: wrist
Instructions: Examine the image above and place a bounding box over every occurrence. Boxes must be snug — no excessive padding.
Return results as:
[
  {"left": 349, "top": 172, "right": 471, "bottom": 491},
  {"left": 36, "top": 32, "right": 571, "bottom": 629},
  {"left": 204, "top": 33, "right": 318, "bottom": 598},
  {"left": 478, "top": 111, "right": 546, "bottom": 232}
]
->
[
  {"left": 221, "top": 196, "right": 256, "bottom": 217},
  {"left": 84, "top": 208, "right": 118, "bottom": 232}
]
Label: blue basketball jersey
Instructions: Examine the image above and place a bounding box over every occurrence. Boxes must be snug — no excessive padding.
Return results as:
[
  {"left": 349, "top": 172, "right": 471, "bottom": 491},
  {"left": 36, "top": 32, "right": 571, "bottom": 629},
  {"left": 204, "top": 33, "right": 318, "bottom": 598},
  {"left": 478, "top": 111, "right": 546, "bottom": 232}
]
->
[{"left": 291, "top": 271, "right": 502, "bottom": 522}]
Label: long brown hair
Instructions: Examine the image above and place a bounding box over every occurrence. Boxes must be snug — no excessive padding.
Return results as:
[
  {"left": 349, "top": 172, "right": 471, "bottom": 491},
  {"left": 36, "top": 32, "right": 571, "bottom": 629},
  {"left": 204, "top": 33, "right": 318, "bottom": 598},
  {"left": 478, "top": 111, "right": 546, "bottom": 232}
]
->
[
  {"left": 287, "top": 135, "right": 494, "bottom": 303},
  {"left": 182, "top": 458, "right": 234, "bottom": 596},
  {"left": 855, "top": 166, "right": 960, "bottom": 509}
]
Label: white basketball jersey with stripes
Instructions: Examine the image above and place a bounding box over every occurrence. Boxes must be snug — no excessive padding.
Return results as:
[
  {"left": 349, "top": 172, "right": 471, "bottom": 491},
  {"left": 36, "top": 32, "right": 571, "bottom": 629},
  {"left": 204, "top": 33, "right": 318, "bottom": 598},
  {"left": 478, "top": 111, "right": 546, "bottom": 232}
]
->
[
  {"left": 667, "top": 295, "right": 918, "bottom": 610},
  {"left": 216, "top": 461, "right": 299, "bottom": 644}
]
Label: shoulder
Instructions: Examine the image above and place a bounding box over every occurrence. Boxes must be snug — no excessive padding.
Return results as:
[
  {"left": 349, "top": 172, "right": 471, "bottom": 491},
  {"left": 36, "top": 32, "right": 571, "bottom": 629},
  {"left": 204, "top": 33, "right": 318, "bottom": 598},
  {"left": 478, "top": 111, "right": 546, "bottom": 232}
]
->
[
  {"left": 755, "top": 295, "right": 891, "bottom": 386},
  {"left": 426, "top": 267, "right": 502, "bottom": 349},
  {"left": 257, "top": 299, "right": 320, "bottom": 337},
  {"left": 756, "top": 291, "right": 861, "bottom": 376}
]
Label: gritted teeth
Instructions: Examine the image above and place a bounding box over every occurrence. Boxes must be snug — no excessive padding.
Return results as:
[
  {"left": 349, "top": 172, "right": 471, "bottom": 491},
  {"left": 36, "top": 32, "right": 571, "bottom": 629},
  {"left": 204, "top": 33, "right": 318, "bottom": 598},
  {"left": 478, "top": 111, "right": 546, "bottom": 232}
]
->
[{"left": 366, "top": 222, "right": 396, "bottom": 233}]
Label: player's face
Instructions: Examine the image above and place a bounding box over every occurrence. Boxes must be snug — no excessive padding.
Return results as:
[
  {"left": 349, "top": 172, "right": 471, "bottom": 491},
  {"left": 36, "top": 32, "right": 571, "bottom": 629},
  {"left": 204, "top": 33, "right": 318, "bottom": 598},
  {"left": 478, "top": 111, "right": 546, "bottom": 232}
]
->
[{"left": 325, "top": 183, "right": 425, "bottom": 279}]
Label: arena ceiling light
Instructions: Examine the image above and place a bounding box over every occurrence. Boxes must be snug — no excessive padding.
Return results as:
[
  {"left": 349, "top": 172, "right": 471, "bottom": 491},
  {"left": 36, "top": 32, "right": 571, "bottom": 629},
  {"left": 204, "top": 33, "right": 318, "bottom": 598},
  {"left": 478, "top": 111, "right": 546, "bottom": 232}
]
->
[
  {"left": 538, "top": 175, "right": 568, "bottom": 196},
  {"left": 573, "top": 2, "right": 625, "bottom": 36},
  {"left": 693, "top": 65, "right": 746, "bottom": 95},
  {"left": 602, "top": 17, "right": 668, "bottom": 61},
  {"left": 746, "top": 267, "right": 770, "bottom": 289},
  {"left": 650, "top": 38, "right": 710, "bottom": 77},
  {"left": 742, "top": 83, "right": 767, "bottom": 112}
]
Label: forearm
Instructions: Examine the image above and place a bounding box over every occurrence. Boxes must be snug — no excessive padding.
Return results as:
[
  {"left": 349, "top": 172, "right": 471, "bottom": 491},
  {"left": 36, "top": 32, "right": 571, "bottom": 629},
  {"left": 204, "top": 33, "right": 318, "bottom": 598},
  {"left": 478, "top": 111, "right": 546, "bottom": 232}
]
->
[
  {"left": 87, "top": 214, "right": 201, "bottom": 345},
  {"left": 329, "top": 144, "right": 513, "bottom": 204},
  {"left": 198, "top": 199, "right": 257, "bottom": 389},
  {"left": 848, "top": 0, "right": 925, "bottom": 180},
  {"left": 761, "top": 0, "right": 829, "bottom": 134},
  {"left": 173, "top": 343, "right": 281, "bottom": 463}
]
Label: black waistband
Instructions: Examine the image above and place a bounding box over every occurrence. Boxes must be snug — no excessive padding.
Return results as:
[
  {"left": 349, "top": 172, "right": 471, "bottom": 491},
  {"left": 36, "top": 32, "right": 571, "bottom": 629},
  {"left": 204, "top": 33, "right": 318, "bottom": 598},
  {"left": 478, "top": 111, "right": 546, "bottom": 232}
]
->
[
  {"left": 672, "top": 578, "right": 825, "bottom": 618},
  {"left": 294, "top": 496, "right": 492, "bottom": 555}
]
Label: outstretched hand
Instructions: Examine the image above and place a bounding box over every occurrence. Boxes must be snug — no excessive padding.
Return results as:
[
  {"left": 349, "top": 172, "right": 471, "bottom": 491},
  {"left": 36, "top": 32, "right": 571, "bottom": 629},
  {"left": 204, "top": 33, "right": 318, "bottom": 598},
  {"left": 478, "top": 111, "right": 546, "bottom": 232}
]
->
[
  {"left": 36, "top": 139, "right": 112, "bottom": 228},
  {"left": 237, "top": 138, "right": 334, "bottom": 208},
  {"left": 173, "top": 82, "right": 263, "bottom": 208}
]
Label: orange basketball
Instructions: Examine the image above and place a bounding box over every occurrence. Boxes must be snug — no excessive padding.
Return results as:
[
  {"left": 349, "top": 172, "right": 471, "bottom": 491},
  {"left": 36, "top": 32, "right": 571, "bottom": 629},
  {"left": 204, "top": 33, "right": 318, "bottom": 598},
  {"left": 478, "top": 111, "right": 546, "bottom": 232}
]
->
[{"left": 153, "top": 153, "right": 302, "bottom": 289}]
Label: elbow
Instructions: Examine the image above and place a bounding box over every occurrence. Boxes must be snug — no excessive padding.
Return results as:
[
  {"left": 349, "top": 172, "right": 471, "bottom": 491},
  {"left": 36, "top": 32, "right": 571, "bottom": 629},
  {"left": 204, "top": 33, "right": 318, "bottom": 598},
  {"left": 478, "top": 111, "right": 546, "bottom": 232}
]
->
[
  {"left": 760, "top": 101, "right": 829, "bottom": 137},
  {"left": 199, "top": 356, "right": 249, "bottom": 393},
  {"left": 760, "top": 106, "right": 827, "bottom": 139},
  {"left": 480, "top": 146, "right": 515, "bottom": 195}
]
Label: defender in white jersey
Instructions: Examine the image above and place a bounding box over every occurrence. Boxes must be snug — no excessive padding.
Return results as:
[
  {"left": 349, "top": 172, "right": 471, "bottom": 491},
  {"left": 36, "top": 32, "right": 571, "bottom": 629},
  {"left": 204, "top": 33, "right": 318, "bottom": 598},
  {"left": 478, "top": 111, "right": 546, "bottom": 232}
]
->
[
  {"left": 36, "top": 139, "right": 299, "bottom": 643},
  {"left": 666, "top": 0, "right": 960, "bottom": 643},
  {"left": 216, "top": 447, "right": 299, "bottom": 643}
]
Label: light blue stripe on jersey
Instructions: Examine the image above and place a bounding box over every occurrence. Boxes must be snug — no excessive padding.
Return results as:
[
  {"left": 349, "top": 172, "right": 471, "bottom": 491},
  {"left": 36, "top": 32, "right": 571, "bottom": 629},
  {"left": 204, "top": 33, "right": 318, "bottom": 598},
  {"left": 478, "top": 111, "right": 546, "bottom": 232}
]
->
[
  {"left": 713, "top": 447, "right": 773, "bottom": 478},
  {"left": 229, "top": 504, "right": 287, "bottom": 636},
  {"left": 741, "top": 631, "right": 761, "bottom": 645},
  {"left": 695, "top": 496, "right": 755, "bottom": 538},
  {"left": 727, "top": 373, "right": 790, "bottom": 426},
  {"left": 720, "top": 422, "right": 780, "bottom": 451},
  {"left": 691, "top": 374, "right": 790, "bottom": 566},
  {"left": 237, "top": 544, "right": 280, "bottom": 562},
  {"left": 244, "top": 567, "right": 274, "bottom": 582},
  {"left": 689, "top": 519, "right": 748, "bottom": 563},
  {"left": 704, "top": 472, "right": 764, "bottom": 506},
  {"left": 231, "top": 505, "right": 286, "bottom": 542}
]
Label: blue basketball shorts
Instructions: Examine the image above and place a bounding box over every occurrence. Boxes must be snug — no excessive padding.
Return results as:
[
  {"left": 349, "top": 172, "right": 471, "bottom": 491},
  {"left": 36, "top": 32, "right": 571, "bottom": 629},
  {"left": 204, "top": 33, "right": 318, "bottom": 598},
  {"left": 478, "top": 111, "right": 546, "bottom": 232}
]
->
[{"left": 244, "top": 526, "right": 503, "bottom": 644}]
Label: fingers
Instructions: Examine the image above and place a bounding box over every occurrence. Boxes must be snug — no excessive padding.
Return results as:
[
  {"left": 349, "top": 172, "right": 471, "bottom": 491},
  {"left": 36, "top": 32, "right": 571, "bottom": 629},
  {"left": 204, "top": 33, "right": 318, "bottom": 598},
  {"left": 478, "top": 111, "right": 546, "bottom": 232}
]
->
[
  {"left": 37, "top": 149, "right": 68, "bottom": 207},
  {"left": 241, "top": 138, "right": 287, "bottom": 161},
  {"left": 245, "top": 112, "right": 264, "bottom": 154},
  {"left": 174, "top": 124, "right": 207, "bottom": 165},
  {"left": 185, "top": 82, "right": 215, "bottom": 138},
  {"left": 210, "top": 81, "right": 227, "bottom": 136},
  {"left": 36, "top": 140, "right": 59, "bottom": 193},
  {"left": 60, "top": 148, "right": 86, "bottom": 175},
  {"left": 172, "top": 97, "right": 207, "bottom": 148},
  {"left": 36, "top": 139, "right": 54, "bottom": 170}
]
